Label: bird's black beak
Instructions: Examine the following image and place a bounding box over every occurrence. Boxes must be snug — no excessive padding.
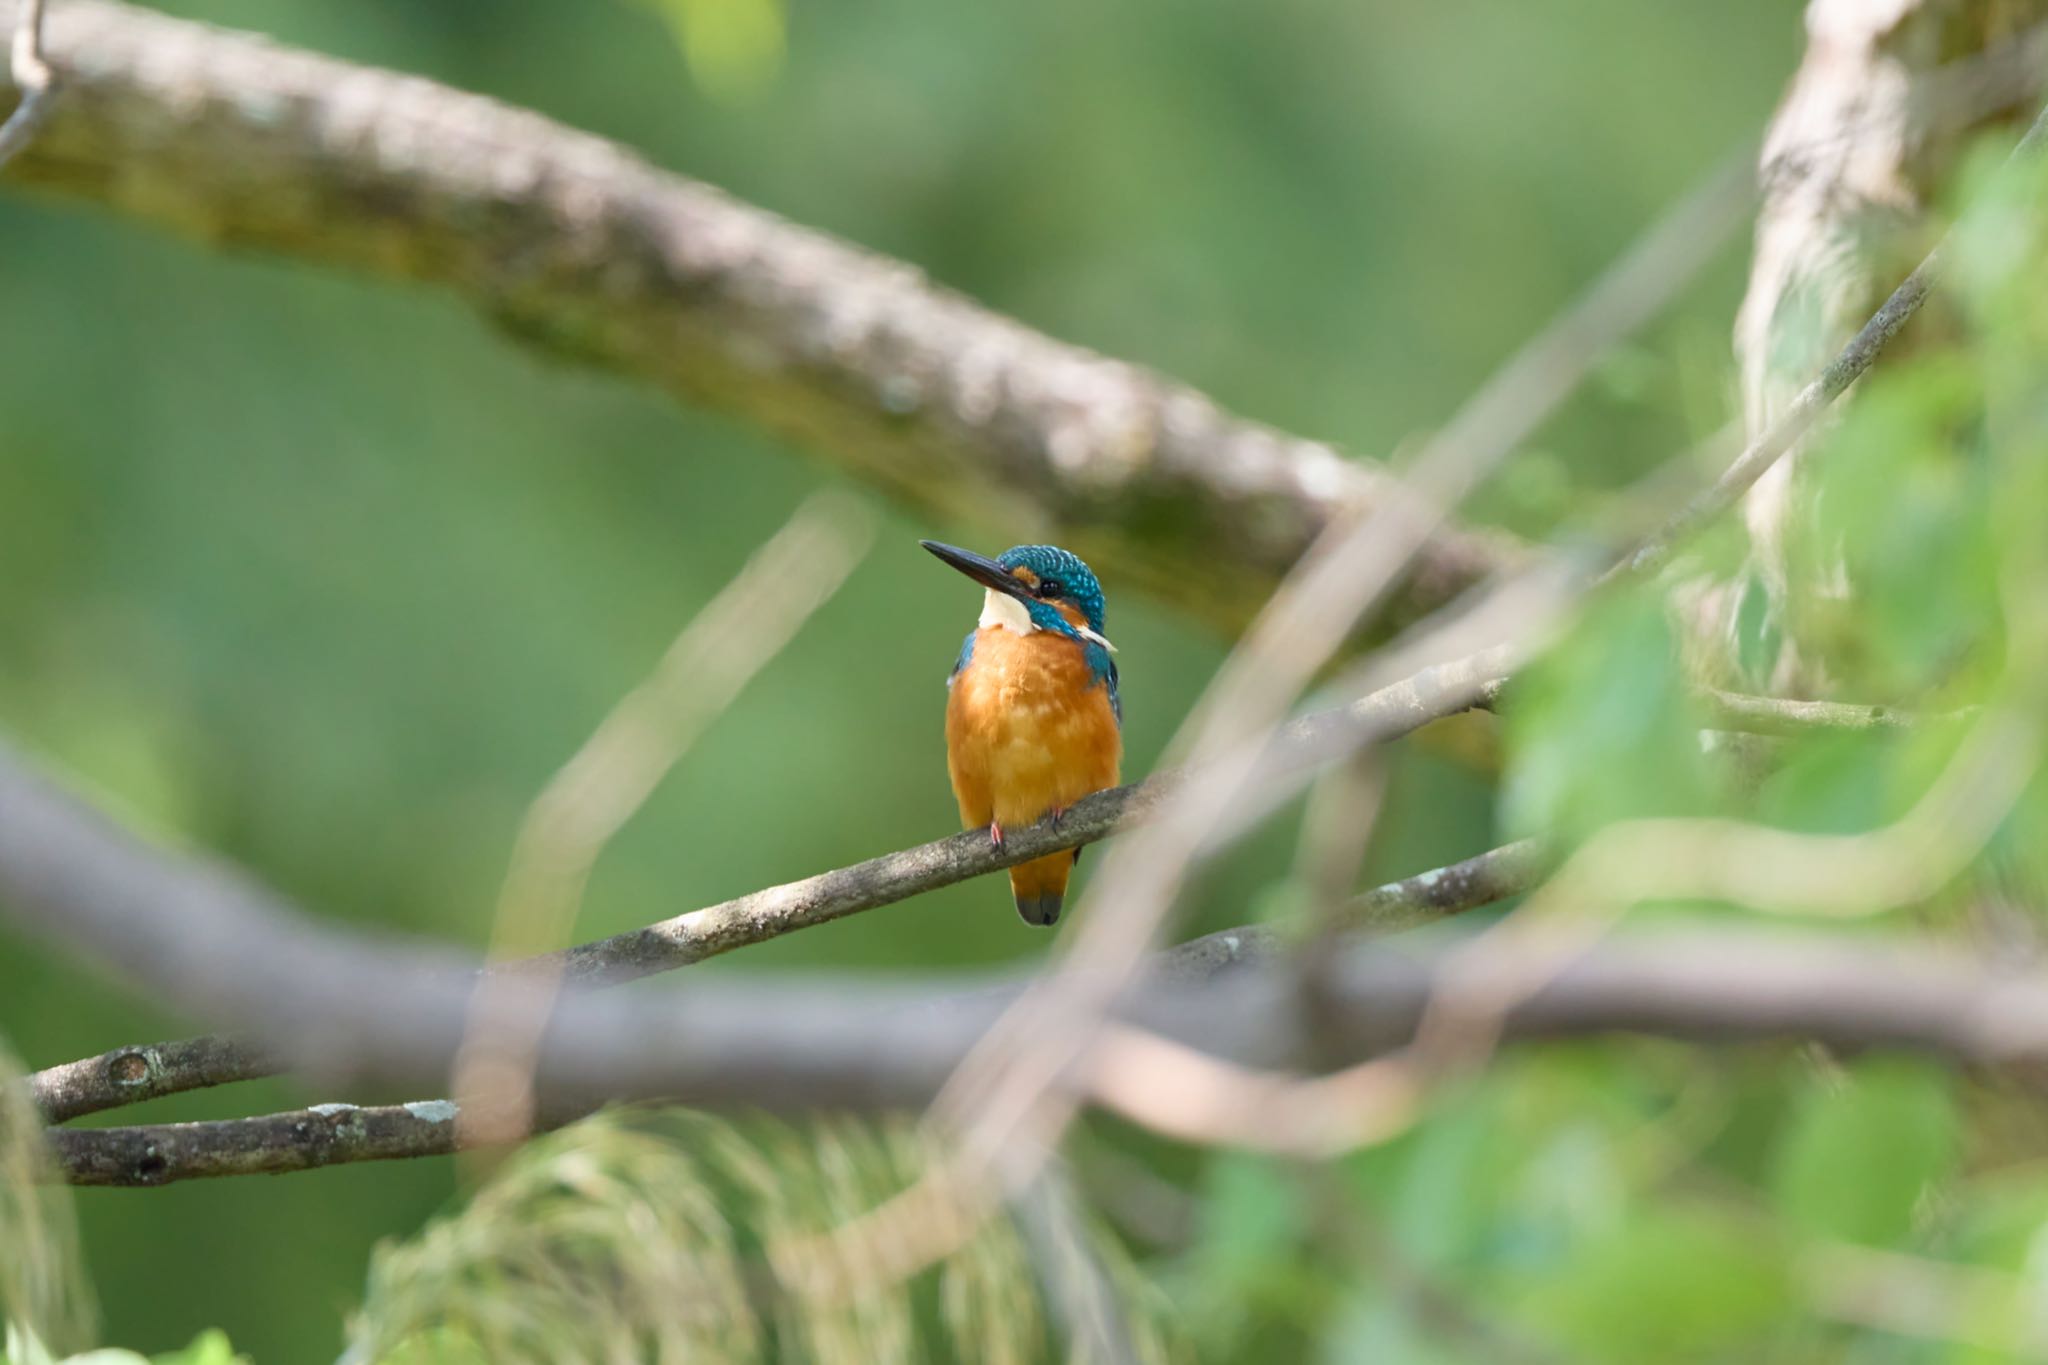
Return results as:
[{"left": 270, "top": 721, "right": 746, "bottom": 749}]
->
[{"left": 921, "top": 540, "right": 1030, "bottom": 600}]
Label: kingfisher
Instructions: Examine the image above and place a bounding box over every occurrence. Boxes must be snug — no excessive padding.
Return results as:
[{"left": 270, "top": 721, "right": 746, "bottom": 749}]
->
[{"left": 921, "top": 540, "right": 1123, "bottom": 926}]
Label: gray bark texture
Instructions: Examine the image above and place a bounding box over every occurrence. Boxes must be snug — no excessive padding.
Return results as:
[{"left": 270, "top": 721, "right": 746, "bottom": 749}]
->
[{"left": 0, "top": 0, "right": 1520, "bottom": 641}]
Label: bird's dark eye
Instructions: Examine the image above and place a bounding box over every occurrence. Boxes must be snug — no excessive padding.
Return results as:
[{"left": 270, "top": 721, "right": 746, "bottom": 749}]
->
[{"left": 1035, "top": 578, "right": 1064, "bottom": 599}]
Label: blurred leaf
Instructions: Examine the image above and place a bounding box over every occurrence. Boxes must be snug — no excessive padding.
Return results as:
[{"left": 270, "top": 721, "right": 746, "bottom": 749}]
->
[
  {"left": 1800, "top": 361, "right": 2002, "bottom": 698},
  {"left": 349, "top": 1110, "right": 1180, "bottom": 1365},
  {"left": 146, "top": 1333, "right": 245, "bottom": 1365},
  {"left": 1502, "top": 593, "right": 1715, "bottom": 843},
  {"left": 3, "top": 1324, "right": 246, "bottom": 1365},
  {"left": 0, "top": 1043, "right": 92, "bottom": 1356},
  {"left": 1772, "top": 1059, "right": 1958, "bottom": 1248},
  {"left": 1179, "top": 1153, "right": 1325, "bottom": 1345},
  {"left": 1517, "top": 1203, "right": 1794, "bottom": 1361},
  {"left": 637, "top": 0, "right": 785, "bottom": 101},
  {"left": 1321, "top": 1292, "right": 1485, "bottom": 1365},
  {"left": 1731, "top": 572, "right": 1780, "bottom": 691}
]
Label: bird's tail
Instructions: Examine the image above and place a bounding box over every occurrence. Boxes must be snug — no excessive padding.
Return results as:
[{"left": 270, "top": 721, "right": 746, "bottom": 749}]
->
[{"left": 1009, "top": 851, "right": 1076, "bottom": 927}]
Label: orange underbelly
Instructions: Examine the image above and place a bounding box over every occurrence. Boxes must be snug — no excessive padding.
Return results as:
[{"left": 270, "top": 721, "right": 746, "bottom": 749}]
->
[{"left": 946, "top": 627, "right": 1121, "bottom": 830}]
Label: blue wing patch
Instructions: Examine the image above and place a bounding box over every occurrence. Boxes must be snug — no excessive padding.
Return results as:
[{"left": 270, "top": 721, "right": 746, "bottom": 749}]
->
[
  {"left": 948, "top": 629, "right": 976, "bottom": 685},
  {"left": 1083, "top": 642, "right": 1122, "bottom": 727}
]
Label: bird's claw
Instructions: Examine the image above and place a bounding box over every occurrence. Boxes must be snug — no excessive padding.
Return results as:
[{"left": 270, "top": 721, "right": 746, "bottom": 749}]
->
[
  {"left": 990, "top": 821, "right": 1005, "bottom": 847},
  {"left": 1047, "top": 805, "right": 1067, "bottom": 831}
]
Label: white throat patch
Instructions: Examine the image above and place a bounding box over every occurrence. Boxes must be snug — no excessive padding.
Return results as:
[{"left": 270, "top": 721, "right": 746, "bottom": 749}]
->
[
  {"left": 977, "top": 589, "right": 1118, "bottom": 653},
  {"left": 979, "top": 588, "right": 1037, "bottom": 635}
]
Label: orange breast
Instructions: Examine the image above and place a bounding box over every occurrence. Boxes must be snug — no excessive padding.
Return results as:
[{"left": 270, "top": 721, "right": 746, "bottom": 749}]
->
[{"left": 946, "top": 626, "right": 1122, "bottom": 831}]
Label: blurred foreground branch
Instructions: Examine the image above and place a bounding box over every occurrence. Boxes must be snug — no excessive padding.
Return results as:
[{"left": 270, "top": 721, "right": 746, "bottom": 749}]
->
[
  {"left": 43, "top": 926, "right": 2048, "bottom": 1185},
  {"left": 0, "top": 0, "right": 51, "bottom": 167},
  {"left": 0, "top": 0, "right": 1518, "bottom": 641}
]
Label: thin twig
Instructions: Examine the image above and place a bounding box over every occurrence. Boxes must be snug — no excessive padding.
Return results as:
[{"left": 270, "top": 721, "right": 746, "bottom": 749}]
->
[
  {"left": 455, "top": 492, "right": 872, "bottom": 1147},
  {"left": 0, "top": 0, "right": 52, "bottom": 169}
]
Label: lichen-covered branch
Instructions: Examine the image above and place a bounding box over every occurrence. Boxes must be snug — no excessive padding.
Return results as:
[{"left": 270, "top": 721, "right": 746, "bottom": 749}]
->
[
  {"left": 49, "top": 1098, "right": 470, "bottom": 1186},
  {"left": 31, "top": 1034, "right": 271, "bottom": 1125},
  {"left": 0, "top": 0, "right": 1517, "bottom": 641}
]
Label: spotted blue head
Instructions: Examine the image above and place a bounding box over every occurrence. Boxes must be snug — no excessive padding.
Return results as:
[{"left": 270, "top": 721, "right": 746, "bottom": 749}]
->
[{"left": 921, "top": 540, "right": 1120, "bottom": 718}]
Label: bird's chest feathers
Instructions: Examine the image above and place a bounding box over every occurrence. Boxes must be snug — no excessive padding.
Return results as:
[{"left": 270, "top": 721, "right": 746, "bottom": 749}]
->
[
  {"left": 946, "top": 603, "right": 1122, "bottom": 819},
  {"left": 951, "top": 621, "right": 1107, "bottom": 755}
]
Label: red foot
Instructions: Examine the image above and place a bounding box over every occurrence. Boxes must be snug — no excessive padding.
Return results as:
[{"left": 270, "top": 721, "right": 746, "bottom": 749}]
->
[
  {"left": 990, "top": 821, "right": 1005, "bottom": 847},
  {"left": 1047, "top": 805, "right": 1068, "bottom": 830}
]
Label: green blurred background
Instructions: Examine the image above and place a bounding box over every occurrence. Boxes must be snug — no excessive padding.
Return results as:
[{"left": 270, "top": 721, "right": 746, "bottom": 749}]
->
[{"left": 0, "top": 0, "right": 1798, "bottom": 1356}]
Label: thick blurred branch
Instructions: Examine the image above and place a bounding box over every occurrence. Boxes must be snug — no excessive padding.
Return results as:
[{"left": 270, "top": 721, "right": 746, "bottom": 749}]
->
[
  {"left": 0, "top": 0, "right": 1519, "bottom": 641},
  {"left": 45, "top": 927, "right": 2048, "bottom": 1185}
]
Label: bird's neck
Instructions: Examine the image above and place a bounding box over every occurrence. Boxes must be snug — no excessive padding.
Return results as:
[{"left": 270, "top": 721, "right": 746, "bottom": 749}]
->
[{"left": 977, "top": 589, "right": 1117, "bottom": 657}]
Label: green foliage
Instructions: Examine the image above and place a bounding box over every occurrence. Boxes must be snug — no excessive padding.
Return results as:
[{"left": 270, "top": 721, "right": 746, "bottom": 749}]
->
[
  {"left": 347, "top": 1110, "right": 1182, "bottom": 1365},
  {"left": 634, "top": 0, "right": 786, "bottom": 102},
  {"left": 1772, "top": 1060, "right": 1959, "bottom": 1248},
  {"left": 18, "top": 0, "right": 2048, "bottom": 1361},
  {"left": 1501, "top": 593, "right": 1717, "bottom": 842},
  {"left": 1796, "top": 362, "right": 2004, "bottom": 698},
  {"left": 0, "top": 1326, "right": 242, "bottom": 1365},
  {"left": 0, "top": 1043, "right": 91, "bottom": 1357}
]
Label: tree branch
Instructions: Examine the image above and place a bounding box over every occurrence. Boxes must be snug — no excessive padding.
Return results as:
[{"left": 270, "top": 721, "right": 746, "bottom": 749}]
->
[
  {"left": 0, "top": 0, "right": 1518, "bottom": 641},
  {"left": 45, "top": 927, "right": 2048, "bottom": 1185},
  {"left": 0, "top": 0, "right": 52, "bottom": 167}
]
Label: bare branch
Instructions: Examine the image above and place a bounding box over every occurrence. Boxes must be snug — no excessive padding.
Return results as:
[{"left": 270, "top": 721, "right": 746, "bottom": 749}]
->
[
  {"left": 1694, "top": 688, "right": 1960, "bottom": 737},
  {"left": 31, "top": 1035, "right": 271, "bottom": 1126},
  {"left": 43, "top": 927, "right": 2048, "bottom": 1184},
  {"left": 0, "top": 0, "right": 1519, "bottom": 642},
  {"left": 0, "top": 0, "right": 53, "bottom": 169},
  {"left": 49, "top": 1098, "right": 476, "bottom": 1187}
]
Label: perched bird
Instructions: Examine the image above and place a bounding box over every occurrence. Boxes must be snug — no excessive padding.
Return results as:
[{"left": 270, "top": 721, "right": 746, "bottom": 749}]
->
[{"left": 921, "top": 540, "right": 1122, "bottom": 926}]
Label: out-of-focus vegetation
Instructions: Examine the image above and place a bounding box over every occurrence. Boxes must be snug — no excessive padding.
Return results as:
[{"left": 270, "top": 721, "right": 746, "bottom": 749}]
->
[{"left": 58, "top": 0, "right": 2048, "bottom": 1360}]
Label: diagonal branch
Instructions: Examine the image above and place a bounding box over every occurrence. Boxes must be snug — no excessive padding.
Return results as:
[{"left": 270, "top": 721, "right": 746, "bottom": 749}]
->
[{"left": 0, "top": 0, "right": 1518, "bottom": 642}]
